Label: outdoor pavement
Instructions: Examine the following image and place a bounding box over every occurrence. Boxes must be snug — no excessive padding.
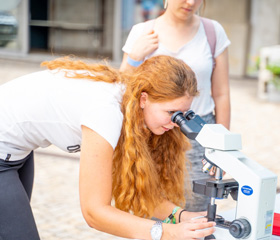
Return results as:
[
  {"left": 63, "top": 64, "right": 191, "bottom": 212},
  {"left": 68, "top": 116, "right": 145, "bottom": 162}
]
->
[{"left": 1, "top": 57, "right": 280, "bottom": 240}]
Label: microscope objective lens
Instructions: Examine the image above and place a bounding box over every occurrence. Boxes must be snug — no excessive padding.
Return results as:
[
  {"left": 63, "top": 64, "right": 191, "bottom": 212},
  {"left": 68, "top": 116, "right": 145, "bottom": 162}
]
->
[{"left": 202, "top": 159, "right": 213, "bottom": 173}]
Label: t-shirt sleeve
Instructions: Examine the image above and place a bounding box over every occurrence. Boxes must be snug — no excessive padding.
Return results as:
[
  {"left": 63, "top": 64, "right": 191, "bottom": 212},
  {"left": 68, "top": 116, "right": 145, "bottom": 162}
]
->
[
  {"left": 212, "top": 20, "right": 231, "bottom": 58},
  {"left": 122, "top": 23, "right": 145, "bottom": 54},
  {"left": 80, "top": 105, "right": 123, "bottom": 149}
]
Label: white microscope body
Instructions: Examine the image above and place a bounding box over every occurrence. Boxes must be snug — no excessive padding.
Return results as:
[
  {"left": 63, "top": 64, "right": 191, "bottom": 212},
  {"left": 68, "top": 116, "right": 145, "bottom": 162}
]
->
[
  {"left": 172, "top": 111, "right": 278, "bottom": 240},
  {"left": 196, "top": 124, "right": 277, "bottom": 240}
]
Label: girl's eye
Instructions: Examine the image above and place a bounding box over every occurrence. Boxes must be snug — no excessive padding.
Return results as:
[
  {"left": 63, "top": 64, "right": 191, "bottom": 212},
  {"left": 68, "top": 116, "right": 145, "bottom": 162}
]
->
[{"left": 168, "top": 111, "right": 175, "bottom": 115}]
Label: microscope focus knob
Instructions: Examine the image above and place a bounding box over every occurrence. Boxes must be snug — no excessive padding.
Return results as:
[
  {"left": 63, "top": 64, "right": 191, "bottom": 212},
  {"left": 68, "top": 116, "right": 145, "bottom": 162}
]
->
[{"left": 229, "top": 219, "right": 251, "bottom": 239}]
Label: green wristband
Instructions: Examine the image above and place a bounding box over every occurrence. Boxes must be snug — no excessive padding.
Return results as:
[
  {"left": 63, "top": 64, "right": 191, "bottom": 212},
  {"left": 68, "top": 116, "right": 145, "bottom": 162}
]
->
[{"left": 163, "top": 206, "right": 180, "bottom": 224}]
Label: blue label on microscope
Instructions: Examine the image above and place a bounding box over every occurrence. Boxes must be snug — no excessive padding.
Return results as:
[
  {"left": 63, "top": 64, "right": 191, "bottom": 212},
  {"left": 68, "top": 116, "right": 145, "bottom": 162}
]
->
[{"left": 241, "top": 185, "right": 253, "bottom": 196}]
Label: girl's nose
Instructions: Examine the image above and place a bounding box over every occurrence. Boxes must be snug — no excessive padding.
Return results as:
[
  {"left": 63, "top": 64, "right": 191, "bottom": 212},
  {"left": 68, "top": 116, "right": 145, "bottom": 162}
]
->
[
  {"left": 170, "top": 121, "right": 179, "bottom": 128},
  {"left": 186, "top": 0, "right": 195, "bottom": 6}
]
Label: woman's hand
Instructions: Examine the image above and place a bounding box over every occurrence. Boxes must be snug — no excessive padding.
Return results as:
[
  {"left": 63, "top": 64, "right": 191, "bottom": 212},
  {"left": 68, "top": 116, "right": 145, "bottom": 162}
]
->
[
  {"left": 129, "top": 30, "right": 159, "bottom": 61},
  {"left": 163, "top": 219, "right": 216, "bottom": 240},
  {"left": 119, "top": 30, "right": 158, "bottom": 72},
  {"left": 179, "top": 210, "right": 207, "bottom": 223}
]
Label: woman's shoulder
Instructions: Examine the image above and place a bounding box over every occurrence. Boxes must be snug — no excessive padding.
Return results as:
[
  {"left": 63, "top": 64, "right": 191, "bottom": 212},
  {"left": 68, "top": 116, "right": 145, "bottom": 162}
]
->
[
  {"left": 131, "top": 19, "right": 155, "bottom": 31},
  {"left": 200, "top": 17, "right": 229, "bottom": 41},
  {"left": 208, "top": 18, "right": 226, "bottom": 33},
  {"left": 200, "top": 17, "right": 224, "bottom": 31}
]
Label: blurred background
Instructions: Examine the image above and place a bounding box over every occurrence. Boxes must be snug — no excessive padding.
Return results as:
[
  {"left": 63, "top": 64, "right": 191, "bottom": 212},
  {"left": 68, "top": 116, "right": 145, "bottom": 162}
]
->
[
  {"left": 0, "top": 0, "right": 280, "bottom": 239},
  {"left": 0, "top": 0, "right": 279, "bottom": 77}
]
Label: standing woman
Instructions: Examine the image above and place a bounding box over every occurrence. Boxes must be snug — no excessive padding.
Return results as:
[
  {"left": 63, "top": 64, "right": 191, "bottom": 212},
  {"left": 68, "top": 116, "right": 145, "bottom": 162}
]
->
[
  {"left": 0, "top": 55, "right": 216, "bottom": 240},
  {"left": 120, "top": 0, "right": 231, "bottom": 211}
]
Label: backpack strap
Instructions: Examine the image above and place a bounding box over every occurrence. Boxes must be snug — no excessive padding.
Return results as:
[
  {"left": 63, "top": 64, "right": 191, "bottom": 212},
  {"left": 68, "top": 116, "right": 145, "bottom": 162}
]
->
[{"left": 200, "top": 17, "right": 216, "bottom": 69}]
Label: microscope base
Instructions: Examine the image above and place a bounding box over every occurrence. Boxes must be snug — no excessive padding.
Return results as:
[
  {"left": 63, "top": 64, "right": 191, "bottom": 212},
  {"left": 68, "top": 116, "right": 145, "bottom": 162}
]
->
[{"left": 201, "top": 227, "right": 271, "bottom": 240}]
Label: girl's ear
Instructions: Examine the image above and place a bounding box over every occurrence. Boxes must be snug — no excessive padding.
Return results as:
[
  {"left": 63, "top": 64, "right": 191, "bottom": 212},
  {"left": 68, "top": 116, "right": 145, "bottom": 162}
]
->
[{"left": 140, "top": 92, "right": 148, "bottom": 109}]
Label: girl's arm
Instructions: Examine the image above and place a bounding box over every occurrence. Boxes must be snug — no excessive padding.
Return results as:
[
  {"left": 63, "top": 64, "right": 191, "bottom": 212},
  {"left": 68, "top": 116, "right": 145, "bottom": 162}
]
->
[
  {"left": 211, "top": 48, "right": 231, "bottom": 129},
  {"left": 119, "top": 52, "right": 135, "bottom": 73},
  {"left": 79, "top": 125, "right": 215, "bottom": 239},
  {"left": 79, "top": 125, "right": 153, "bottom": 239},
  {"left": 153, "top": 200, "right": 206, "bottom": 224}
]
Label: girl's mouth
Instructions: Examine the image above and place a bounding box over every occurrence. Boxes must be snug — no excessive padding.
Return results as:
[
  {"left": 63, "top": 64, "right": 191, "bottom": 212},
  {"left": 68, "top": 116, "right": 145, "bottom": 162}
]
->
[
  {"left": 182, "top": 7, "right": 192, "bottom": 12},
  {"left": 162, "top": 126, "right": 170, "bottom": 131}
]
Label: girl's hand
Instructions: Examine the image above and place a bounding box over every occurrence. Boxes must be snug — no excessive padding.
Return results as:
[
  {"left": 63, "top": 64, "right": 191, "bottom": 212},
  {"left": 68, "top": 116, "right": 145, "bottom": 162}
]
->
[
  {"left": 179, "top": 210, "right": 207, "bottom": 223},
  {"left": 163, "top": 220, "right": 216, "bottom": 240},
  {"left": 129, "top": 30, "right": 158, "bottom": 61}
]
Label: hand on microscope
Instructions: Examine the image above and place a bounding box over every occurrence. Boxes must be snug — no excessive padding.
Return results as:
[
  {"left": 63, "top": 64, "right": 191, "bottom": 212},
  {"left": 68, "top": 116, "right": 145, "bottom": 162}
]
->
[
  {"left": 163, "top": 217, "right": 216, "bottom": 240},
  {"left": 179, "top": 210, "right": 207, "bottom": 222},
  {"left": 162, "top": 210, "right": 215, "bottom": 239}
]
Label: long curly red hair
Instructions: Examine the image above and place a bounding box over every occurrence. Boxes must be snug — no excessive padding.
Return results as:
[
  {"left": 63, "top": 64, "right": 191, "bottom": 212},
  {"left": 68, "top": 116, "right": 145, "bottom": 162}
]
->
[{"left": 41, "top": 55, "right": 198, "bottom": 218}]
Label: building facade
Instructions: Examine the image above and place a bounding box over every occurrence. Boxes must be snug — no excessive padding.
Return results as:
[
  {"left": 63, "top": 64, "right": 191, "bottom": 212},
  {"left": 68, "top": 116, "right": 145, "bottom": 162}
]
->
[{"left": 0, "top": 0, "right": 279, "bottom": 77}]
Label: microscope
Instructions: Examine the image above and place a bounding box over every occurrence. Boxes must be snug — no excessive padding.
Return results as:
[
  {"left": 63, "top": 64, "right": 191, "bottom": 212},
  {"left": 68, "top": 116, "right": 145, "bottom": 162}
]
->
[{"left": 172, "top": 111, "right": 278, "bottom": 240}]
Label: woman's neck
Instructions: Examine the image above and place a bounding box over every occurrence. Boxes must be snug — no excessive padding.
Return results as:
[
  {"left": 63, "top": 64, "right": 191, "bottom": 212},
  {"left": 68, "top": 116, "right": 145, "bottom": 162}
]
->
[
  {"left": 154, "top": 11, "right": 200, "bottom": 53},
  {"left": 160, "top": 10, "right": 197, "bottom": 29}
]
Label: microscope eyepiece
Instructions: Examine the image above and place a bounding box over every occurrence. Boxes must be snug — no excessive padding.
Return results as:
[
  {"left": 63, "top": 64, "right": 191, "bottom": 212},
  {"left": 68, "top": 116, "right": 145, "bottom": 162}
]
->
[
  {"left": 171, "top": 111, "right": 184, "bottom": 124},
  {"left": 184, "top": 110, "right": 195, "bottom": 120},
  {"left": 171, "top": 110, "right": 205, "bottom": 140}
]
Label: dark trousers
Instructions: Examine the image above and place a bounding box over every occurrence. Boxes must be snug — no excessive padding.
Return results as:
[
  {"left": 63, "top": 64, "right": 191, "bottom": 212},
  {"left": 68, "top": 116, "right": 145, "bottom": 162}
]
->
[{"left": 0, "top": 152, "right": 40, "bottom": 240}]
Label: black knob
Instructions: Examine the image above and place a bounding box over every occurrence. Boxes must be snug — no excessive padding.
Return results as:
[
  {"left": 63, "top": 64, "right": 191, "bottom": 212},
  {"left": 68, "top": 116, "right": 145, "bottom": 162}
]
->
[
  {"left": 229, "top": 219, "right": 251, "bottom": 238},
  {"left": 205, "top": 234, "right": 216, "bottom": 239}
]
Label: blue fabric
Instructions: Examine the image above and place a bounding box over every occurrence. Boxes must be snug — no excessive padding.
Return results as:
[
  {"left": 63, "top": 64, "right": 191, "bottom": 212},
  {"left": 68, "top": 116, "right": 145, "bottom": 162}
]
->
[
  {"left": 141, "top": 0, "right": 157, "bottom": 11},
  {"left": 127, "top": 55, "right": 143, "bottom": 67}
]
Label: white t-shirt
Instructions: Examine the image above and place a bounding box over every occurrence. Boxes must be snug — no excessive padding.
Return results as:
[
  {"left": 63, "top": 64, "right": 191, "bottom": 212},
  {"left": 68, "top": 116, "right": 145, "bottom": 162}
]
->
[
  {"left": 122, "top": 19, "right": 231, "bottom": 116},
  {"left": 0, "top": 70, "right": 124, "bottom": 161}
]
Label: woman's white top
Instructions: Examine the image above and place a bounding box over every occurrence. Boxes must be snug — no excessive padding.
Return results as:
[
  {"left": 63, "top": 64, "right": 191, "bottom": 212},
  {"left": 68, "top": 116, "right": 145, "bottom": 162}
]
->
[
  {"left": 122, "top": 19, "right": 231, "bottom": 116},
  {"left": 0, "top": 70, "right": 124, "bottom": 161}
]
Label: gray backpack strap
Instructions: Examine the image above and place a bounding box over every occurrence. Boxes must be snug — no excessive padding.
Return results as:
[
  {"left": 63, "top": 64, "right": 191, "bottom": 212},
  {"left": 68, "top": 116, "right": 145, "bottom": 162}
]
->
[{"left": 200, "top": 17, "right": 216, "bottom": 69}]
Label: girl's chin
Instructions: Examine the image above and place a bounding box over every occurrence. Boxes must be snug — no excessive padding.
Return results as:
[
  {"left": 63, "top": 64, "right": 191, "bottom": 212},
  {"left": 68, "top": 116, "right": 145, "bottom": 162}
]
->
[{"left": 151, "top": 128, "right": 167, "bottom": 136}]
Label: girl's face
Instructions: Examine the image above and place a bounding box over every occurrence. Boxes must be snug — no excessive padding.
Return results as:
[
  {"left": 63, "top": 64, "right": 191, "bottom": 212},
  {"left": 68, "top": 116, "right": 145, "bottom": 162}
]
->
[
  {"left": 167, "top": 0, "right": 203, "bottom": 19},
  {"left": 140, "top": 92, "right": 193, "bottom": 135}
]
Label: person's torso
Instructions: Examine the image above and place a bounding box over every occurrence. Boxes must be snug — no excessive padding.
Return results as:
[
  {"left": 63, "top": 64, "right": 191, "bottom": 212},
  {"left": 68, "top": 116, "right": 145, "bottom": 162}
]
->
[
  {"left": 146, "top": 20, "right": 214, "bottom": 115},
  {"left": 0, "top": 70, "right": 124, "bottom": 160},
  {"left": 123, "top": 18, "right": 228, "bottom": 115}
]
